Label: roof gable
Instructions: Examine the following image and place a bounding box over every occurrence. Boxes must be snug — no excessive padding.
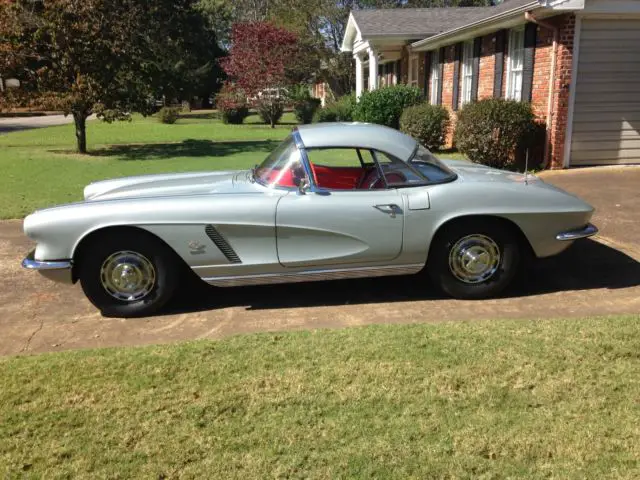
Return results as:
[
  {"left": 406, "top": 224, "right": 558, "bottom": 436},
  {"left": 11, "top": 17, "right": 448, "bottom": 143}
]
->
[{"left": 341, "top": 0, "right": 544, "bottom": 52}]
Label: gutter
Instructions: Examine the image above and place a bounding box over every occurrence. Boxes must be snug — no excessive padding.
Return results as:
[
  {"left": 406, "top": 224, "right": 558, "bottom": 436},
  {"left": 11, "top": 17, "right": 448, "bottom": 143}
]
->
[{"left": 410, "top": 1, "right": 540, "bottom": 51}]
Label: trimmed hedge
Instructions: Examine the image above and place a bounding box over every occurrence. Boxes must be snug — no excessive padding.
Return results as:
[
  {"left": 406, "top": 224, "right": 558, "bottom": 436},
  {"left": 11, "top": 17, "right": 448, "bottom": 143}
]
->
[
  {"left": 289, "top": 84, "right": 322, "bottom": 124},
  {"left": 353, "top": 85, "right": 423, "bottom": 129},
  {"left": 314, "top": 94, "right": 357, "bottom": 123},
  {"left": 216, "top": 83, "right": 250, "bottom": 125},
  {"left": 256, "top": 99, "right": 284, "bottom": 128},
  {"left": 454, "top": 99, "right": 537, "bottom": 169},
  {"left": 157, "top": 107, "right": 179, "bottom": 124},
  {"left": 400, "top": 103, "right": 450, "bottom": 151}
]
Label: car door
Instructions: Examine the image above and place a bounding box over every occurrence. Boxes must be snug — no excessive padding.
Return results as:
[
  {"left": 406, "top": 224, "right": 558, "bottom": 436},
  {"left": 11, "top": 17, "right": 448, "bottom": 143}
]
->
[{"left": 276, "top": 147, "right": 404, "bottom": 268}]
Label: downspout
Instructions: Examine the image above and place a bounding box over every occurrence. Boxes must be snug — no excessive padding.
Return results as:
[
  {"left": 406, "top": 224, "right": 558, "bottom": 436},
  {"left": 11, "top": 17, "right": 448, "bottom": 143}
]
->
[{"left": 525, "top": 11, "right": 559, "bottom": 168}]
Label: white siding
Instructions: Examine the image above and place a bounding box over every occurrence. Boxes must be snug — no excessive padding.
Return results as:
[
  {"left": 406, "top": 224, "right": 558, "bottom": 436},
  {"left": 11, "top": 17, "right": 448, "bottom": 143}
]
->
[{"left": 571, "top": 19, "right": 640, "bottom": 166}]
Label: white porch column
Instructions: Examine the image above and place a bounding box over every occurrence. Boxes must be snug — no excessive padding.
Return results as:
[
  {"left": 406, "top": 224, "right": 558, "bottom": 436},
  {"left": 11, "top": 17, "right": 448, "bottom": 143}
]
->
[
  {"left": 354, "top": 53, "right": 364, "bottom": 99},
  {"left": 368, "top": 48, "right": 379, "bottom": 91}
]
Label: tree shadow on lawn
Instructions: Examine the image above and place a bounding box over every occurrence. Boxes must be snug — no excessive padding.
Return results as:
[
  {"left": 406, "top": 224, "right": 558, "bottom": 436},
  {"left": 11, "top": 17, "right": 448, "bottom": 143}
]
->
[
  {"left": 162, "top": 238, "right": 640, "bottom": 315},
  {"left": 54, "top": 139, "right": 280, "bottom": 161}
]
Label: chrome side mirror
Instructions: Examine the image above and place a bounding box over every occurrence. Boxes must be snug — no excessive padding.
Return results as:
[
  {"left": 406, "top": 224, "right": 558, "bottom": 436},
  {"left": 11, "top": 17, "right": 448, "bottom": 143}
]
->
[{"left": 297, "top": 178, "right": 310, "bottom": 195}]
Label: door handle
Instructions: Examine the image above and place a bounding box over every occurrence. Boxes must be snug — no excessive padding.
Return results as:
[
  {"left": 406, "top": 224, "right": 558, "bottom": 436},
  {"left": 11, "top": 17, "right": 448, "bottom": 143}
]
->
[{"left": 374, "top": 204, "right": 401, "bottom": 218}]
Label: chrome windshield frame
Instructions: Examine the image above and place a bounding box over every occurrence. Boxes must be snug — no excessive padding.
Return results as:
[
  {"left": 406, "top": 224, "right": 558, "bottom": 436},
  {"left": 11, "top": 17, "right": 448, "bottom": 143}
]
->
[{"left": 291, "top": 128, "right": 319, "bottom": 192}]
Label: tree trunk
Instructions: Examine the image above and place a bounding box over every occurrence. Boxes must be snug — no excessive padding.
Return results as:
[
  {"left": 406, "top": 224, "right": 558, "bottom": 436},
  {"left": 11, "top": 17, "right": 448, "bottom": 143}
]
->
[{"left": 73, "top": 112, "right": 87, "bottom": 154}]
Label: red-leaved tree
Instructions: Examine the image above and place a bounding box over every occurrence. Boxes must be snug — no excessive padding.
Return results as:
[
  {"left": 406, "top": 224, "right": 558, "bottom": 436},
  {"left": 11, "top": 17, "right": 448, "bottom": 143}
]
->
[{"left": 221, "top": 22, "right": 299, "bottom": 127}]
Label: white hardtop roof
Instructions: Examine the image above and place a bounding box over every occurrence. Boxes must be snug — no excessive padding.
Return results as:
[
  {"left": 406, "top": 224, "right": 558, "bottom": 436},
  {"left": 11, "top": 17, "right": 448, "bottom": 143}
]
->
[{"left": 296, "top": 122, "right": 418, "bottom": 161}]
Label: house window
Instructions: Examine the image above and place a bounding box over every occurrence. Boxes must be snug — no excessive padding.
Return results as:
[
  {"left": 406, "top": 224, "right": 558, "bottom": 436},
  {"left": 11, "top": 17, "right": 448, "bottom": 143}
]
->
[
  {"left": 506, "top": 27, "right": 525, "bottom": 100},
  {"left": 409, "top": 54, "right": 419, "bottom": 86},
  {"left": 460, "top": 40, "right": 474, "bottom": 106},
  {"left": 430, "top": 51, "right": 440, "bottom": 104}
]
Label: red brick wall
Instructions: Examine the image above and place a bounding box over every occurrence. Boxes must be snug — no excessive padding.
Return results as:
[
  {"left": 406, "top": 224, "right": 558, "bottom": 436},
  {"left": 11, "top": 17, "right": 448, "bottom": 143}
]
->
[
  {"left": 478, "top": 34, "right": 496, "bottom": 100},
  {"left": 415, "top": 13, "right": 575, "bottom": 166},
  {"left": 548, "top": 13, "right": 575, "bottom": 169},
  {"left": 401, "top": 46, "right": 410, "bottom": 85}
]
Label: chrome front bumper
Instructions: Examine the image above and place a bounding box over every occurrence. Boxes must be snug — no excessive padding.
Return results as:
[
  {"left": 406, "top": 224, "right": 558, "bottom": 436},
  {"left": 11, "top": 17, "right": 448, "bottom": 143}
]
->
[
  {"left": 556, "top": 223, "right": 599, "bottom": 241},
  {"left": 22, "top": 250, "right": 74, "bottom": 284}
]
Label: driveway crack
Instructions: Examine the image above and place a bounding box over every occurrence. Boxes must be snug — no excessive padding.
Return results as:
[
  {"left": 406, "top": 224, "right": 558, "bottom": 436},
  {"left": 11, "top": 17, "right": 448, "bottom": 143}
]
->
[{"left": 21, "top": 309, "right": 43, "bottom": 353}]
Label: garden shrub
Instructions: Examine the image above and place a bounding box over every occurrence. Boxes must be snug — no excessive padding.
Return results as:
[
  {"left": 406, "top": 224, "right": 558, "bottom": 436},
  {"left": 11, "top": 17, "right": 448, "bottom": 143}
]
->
[
  {"left": 454, "top": 99, "right": 537, "bottom": 169},
  {"left": 399, "top": 103, "right": 450, "bottom": 151},
  {"left": 256, "top": 98, "right": 284, "bottom": 127},
  {"left": 157, "top": 106, "right": 179, "bottom": 124},
  {"left": 288, "top": 85, "right": 321, "bottom": 124},
  {"left": 216, "top": 83, "right": 250, "bottom": 124},
  {"left": 313, "top": 94, "right": 356, "bottom": 123},
  {"left": 353, "top": 85, "right": 423, "bottom": 129}
]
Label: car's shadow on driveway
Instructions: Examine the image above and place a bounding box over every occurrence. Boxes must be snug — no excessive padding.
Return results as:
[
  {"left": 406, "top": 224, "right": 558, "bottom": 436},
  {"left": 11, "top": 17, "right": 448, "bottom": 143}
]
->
[{"left": 162, "top": 239, "right": 640, "bottom": 315}]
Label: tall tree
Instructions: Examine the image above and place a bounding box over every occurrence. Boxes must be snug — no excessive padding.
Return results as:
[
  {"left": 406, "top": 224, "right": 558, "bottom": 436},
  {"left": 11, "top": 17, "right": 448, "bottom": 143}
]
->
[
  {"left": 0, "top": 0, "right": 221, "bottom": 153},
  {"left": 221, "top": 22, "right": 299, "bottom": 127}
]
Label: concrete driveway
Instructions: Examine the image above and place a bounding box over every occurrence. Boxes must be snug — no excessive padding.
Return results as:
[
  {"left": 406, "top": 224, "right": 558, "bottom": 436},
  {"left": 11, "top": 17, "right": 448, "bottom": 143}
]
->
[
  {"left": 0, "top": 114, "right": 96, "bottom": 134},
  {"left": 1, "top": 167, "right": 639, "bottom": 356}
]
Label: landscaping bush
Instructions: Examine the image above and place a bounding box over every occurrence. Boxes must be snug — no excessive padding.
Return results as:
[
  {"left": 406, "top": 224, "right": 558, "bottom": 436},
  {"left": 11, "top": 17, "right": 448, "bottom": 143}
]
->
[
  {"left": 256, "top": 98, "right": 284, "bottom": 128},
  {"left": 216, "top": 83, "right": 250, "bottom": 125},
  {"left": 454, "top": 99, "right": 537, "bottom": 169},
  {"left": 288, "top": 84, "right": 321, "bottom": 124},
  {"left": 399, "top": 103, "right": 450, "bottom": 151},
  {"left": 157, "top": 106, "right": 179, "bottom": 124},
  {"left": 313, "top": 94, "right": 356, "bottom": 123},
  {"left": 353, "top": 85, "right": 423, "bottom": 129}
]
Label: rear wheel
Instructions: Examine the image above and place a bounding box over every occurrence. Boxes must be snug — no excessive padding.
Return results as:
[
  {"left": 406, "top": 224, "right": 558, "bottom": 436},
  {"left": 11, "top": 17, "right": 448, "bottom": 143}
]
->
[
  {"left": 77, "top": 231, "right": 181, "bottom": 317},
  {"left": 428, "top": 219, "right": 521, "bottom": 299}
]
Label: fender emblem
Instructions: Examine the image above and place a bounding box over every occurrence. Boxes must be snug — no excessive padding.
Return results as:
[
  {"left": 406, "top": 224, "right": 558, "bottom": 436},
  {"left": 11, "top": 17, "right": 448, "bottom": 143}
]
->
[{"left": 188, "top": 241, "right": 206, "bottom": 254}]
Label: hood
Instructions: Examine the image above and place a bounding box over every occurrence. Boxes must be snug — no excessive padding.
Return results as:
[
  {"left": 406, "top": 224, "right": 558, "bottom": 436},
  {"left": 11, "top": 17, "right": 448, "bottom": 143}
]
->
[
  {"left": 83, "top": 170, "right": 257, "bottom": 201},
  {"left": 443, "top": 159, "right": 541, "bottom": 185}
]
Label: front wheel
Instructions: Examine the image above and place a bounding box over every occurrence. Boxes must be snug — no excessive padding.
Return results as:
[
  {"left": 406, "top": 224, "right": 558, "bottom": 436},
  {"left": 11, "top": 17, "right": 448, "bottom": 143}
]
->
[
  {"left": 78, "top": 231, "right": 181, "bottom": 317},
  {"left": 427, "top": 220, "right": 521, "bottom": 300}
]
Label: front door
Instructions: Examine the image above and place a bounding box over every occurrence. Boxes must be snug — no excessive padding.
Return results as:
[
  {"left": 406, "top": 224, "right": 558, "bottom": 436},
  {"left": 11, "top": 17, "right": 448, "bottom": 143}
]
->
[{"left": 276, "top": 190, "right": 404, "bottom": 268}]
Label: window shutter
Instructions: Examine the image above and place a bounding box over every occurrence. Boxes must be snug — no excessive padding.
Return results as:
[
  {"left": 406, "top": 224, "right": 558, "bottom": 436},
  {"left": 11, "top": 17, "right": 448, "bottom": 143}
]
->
[
  {"left": 522, "top": 23, "right": 537, "bottom": 102},
  {"left": 452, "top": 43, "right": 462, "bottom": 111},
  {"left": 471, "top": 37, "right": 482, "bottom": 101},
  {"left": 494, "top": 29, "right": 506, "bottom": 98},
  {"left": 437, "top": 48, "right": 444, "bottom": 105},
  {"left": 423, "top": 53, "right": 430, "bottom": 99},
  {"left": 396, "top": 59, "right": 402, "bottom": 84}
]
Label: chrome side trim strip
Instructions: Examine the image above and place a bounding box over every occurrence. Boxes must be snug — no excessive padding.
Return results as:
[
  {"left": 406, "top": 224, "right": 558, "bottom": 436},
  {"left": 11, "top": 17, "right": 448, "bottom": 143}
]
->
[
  {"left": 22, "top": 251, "right": 72, "bottom": 271},
  {"left": 556, "top": 223, "right": 598, "bottom": 241},
  {"left": 204, "top": 264, "right": 423, "bottom": 287}
]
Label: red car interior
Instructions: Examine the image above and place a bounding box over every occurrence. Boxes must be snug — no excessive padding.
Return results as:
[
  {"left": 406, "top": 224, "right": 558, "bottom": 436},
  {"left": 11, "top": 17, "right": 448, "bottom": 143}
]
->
[
  {"left": 312, "top": 164, "right": 364, "bottom": 190},
  {"left": 268, "top": 163, "right": 404, "bottom": 190}
]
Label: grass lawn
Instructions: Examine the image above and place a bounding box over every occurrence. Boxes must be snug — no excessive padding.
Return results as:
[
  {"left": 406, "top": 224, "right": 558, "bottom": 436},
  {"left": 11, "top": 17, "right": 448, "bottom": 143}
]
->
[
  {"left": 1, "top": 315, "right": 639, "bottom": 478},
  {"left": 0, "top": 111, "right": 464, "bottom": 219}
]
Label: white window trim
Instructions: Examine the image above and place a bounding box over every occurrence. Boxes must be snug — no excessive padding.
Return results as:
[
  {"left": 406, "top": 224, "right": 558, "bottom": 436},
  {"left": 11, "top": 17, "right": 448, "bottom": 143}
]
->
[
  {"left": 408, "top": 53, "right": 419, "bottom": 86},
  {"left": 506, "top": 27, "right": 525, "bottom": 101},
  {"left": 430, "top": 51, "right": 440, "bottom": 105},
  {"left": 460, "top": 40, "right": 474, "bottom": 107}
]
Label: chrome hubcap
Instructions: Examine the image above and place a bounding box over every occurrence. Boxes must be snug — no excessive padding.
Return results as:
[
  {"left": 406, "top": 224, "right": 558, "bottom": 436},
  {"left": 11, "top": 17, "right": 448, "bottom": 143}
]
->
[
  {"left": 448, "top": 234, "right": 501, "bottom": 284},
  {"left": 100, "top": 251, "right": 156, "bottom": 302}
]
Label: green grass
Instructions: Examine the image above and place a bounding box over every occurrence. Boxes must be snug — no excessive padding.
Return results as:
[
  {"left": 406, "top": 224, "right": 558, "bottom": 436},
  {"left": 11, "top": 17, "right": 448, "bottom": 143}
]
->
[
  {"left": 0, "top": 112, "right": 294, "bottom": 219},
  {"left": 1, "top": 316, "right": 639, "bottom": 478},
  {"left": 0, "top": 111, "right": 464, "bottom": 219}
]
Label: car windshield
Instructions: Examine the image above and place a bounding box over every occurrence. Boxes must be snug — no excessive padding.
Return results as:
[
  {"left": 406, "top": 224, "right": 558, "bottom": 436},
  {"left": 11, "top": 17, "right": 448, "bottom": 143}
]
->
[
  {"left": 409, "top": 145, "right": 457, "bottom": 183},
  {"left": 253, "top": 135, "right": 304, "bottom": 188}
]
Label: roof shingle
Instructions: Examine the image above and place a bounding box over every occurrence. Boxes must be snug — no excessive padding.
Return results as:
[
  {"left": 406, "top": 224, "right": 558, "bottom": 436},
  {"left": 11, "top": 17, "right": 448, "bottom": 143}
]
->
[{"left": 352, "top": 0, "right": 537, "bottom": 38}]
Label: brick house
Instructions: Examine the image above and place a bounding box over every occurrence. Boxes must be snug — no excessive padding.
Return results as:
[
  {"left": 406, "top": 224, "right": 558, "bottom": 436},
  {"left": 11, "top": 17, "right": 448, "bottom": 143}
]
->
[{"left": 341, "top": 0, "right": 640, "bottom": 168}]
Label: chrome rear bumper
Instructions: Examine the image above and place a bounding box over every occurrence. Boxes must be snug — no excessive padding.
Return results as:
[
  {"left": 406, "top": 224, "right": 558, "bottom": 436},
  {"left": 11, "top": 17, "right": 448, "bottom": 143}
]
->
[
  {"left": 22, "top": 250, "right": 73, "bottom": 284},
  {"left": 556, "top": 223, "right": 599, "bottom": 241}
]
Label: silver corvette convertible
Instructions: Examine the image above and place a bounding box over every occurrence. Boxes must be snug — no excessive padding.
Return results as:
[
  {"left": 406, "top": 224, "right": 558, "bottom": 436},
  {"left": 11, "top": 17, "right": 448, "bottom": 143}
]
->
[{"left": 22, "top": 123, "right": 598, "bottom": 317}]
